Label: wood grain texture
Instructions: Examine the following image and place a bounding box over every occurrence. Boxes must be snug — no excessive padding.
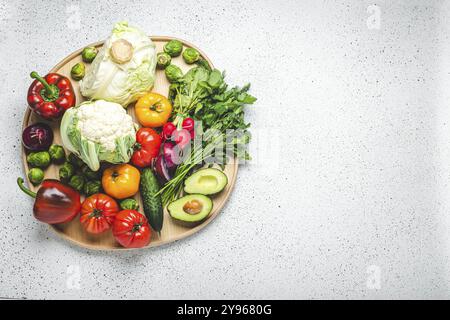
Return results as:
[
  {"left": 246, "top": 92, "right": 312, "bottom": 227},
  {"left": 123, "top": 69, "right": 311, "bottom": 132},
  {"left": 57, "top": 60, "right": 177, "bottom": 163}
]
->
[{"left": 21, "top": 37, "right": 238, "bottom": 250}]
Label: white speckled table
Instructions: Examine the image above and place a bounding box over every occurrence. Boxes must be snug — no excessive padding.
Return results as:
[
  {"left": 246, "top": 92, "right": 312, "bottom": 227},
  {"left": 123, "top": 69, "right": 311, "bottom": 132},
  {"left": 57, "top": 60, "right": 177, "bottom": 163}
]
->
[{"left": 1, "top": 0, "right": 450, "bottom": 299}]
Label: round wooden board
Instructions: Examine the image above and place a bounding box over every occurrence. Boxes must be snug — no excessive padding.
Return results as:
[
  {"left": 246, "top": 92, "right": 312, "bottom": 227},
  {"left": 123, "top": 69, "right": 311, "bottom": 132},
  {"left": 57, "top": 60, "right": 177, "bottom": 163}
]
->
[{"left": 21, "top": 36, "right": 238, "bottom": 250}]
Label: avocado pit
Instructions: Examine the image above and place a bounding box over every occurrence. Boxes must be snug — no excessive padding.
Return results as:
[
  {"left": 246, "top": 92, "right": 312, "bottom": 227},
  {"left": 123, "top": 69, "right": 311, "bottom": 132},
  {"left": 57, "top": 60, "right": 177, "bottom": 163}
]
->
[
  {"left": 168, "top": 194, "right": 213, "bottom": 223},
  {"left": 183, "top": 200, "right": 203, "bottom": 215}
]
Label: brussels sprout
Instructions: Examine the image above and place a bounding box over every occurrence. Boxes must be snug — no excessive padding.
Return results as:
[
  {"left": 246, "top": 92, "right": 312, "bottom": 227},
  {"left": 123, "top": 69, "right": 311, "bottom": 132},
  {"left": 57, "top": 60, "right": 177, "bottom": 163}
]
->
[
  {"left": 59, "top": 162, "right": 75, "bottom": 182},
  {"left": 165, "top": 64, "right": 183, "bottom": 83},
  {"left": 182, "top": 48, "right": 200, "bottom": 64},
  {"left": 27, "top": 151, "right": 51, "bottom": 168},
  {"left": 156, "top": 52, "right": 171, "bottom": 69},
  {"left": 71, "top": 62, "right": 85, "bottom": 80},
  {"left": 120, "top": 198, "right": 139, "bottom": 210},
  {"left": 68, "top": 175, "right": 85, "bottom": 192},
  {"left": 48, "top": 144, "right": 65, "bottom": 163},
  {"left": 81, "top": 46, "right": 98, "bottom": 63},
  {"left": 83, "top": 180, "right": 101, "bottom": 196},
  {"left": 28, "top": 168, "right": 44, "bottom": 185},
  {"left": 80, "top": 164, "right": 100, "bottom": 181},
  {"left": 163, "top": 39, "right": 183, "bottom": 57},
  {"left": 68, "top": 153, "right": 84, "bottom": 169}
]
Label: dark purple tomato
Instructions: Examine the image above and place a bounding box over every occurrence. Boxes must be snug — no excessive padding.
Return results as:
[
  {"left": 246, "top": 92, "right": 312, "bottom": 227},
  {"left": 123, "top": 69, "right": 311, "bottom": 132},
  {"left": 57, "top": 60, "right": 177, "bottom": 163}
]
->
[{"left": 22, "top": 122, "right": 53, "bottom": 151}]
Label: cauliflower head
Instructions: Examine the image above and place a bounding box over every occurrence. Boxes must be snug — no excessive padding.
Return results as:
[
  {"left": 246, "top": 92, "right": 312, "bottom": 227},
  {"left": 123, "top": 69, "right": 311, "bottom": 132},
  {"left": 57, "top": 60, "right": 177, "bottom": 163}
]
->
[{"left": 60, "top": 100, "right": 137, "bottom": 171}]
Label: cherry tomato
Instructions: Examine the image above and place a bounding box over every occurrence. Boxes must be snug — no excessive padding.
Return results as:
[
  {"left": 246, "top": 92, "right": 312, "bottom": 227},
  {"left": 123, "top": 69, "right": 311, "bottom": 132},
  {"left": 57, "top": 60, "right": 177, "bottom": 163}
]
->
[
  {"left": 112, "top": 210, "right": 151, "bottom": 248},
  {"left": 162, "top": 122, "right": 176, "bottom": 140},
  {"left": 80, "top": 193, "right": 119, "bottom": 234},
  {"left": 131, "top": 128, "right": 162, "bottom": 168}
]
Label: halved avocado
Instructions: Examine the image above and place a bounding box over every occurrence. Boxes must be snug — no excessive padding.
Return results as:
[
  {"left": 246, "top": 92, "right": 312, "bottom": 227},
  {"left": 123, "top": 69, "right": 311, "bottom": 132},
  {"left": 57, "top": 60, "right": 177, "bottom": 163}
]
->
[
  {"left": 184, "top": 168, "right": 228, "bottom": 195},
  {"left": 168, "top": 194, "right": 213, "bottom": 223}
]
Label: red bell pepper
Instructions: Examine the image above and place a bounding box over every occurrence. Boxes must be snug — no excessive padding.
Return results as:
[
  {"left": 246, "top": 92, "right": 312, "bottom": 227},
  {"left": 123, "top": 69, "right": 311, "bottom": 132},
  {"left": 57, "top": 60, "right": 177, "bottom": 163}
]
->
[
  {"left": 131, "top": 128, "right": 162, "bottom": 168},
  {"left": 17, "top": 177, "right": 81, "bottom": 224},
  {"left": 27, "top": 71, "right": 76, "bottom": 120}
]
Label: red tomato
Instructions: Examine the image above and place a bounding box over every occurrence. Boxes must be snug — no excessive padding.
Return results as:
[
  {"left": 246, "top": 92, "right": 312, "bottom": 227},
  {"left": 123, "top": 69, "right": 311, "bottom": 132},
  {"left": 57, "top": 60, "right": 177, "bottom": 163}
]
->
[
  {"left": 131, "top": 128, "right": 162, "bottom": 168},
  {"left": 112, "top": 210, "right": 151, "bottom": 248},
  {"left": 80, "top": 194, "right": 119, "bottom": 234}
]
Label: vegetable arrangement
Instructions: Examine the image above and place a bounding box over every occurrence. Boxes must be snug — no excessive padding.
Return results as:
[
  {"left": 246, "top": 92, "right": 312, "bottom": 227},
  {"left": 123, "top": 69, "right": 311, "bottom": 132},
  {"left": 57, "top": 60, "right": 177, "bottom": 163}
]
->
[{"left": 19, "top": 22, "right": 256, "bottom": 249}]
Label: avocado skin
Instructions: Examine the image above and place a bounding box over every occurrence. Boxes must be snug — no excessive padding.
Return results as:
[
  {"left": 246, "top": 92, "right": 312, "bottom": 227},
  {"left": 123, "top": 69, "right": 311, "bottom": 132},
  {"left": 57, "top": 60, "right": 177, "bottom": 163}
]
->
[
  {"left": 168, "top": 194, "right": 213, "bottom": 224},
  {"left": 140, "top": 168, "right": 163, "bottom": 232},
  {"left": 184, "top": 168, "right": 228, "bottom": 195}
]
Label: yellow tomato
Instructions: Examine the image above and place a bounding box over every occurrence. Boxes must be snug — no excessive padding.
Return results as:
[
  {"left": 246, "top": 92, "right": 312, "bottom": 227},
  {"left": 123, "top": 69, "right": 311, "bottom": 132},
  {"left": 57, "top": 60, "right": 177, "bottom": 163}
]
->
[
  {"left": 102, "top": 164, "right": 140, "bottom": 199},
  {"left": 135, "top": 92, "right": 172, "bottom": 127}
]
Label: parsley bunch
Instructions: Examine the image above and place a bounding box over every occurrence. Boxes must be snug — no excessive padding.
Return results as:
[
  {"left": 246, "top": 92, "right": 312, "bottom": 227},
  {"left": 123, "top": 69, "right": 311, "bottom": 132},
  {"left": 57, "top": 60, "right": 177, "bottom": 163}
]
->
[{"left": 159, "top": 64, "right": 256, "bottom": 205}]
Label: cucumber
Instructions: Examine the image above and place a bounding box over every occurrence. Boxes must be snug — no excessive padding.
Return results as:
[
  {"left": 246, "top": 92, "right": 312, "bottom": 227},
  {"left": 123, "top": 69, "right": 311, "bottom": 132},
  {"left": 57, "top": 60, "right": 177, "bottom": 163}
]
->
[{"left": 140, "top": 168, "right": 163, "bottom": 233}]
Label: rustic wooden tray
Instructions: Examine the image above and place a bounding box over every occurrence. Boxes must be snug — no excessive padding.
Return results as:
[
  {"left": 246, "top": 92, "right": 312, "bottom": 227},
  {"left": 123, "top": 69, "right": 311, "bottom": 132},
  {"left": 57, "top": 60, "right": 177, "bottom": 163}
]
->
[{"left": 21, "top": 36, "right": 238, "bottom": 250}]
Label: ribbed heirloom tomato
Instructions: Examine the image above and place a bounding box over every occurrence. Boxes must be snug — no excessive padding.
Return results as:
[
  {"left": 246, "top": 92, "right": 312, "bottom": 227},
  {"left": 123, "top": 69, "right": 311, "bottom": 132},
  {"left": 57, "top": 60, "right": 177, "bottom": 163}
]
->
[
  {"left": 112, "top": 210, "right": 151, "bottom": 248},
  {"left": 131, "top": 128, "right": 161, "bottom": 168},
  {"left": 80, "top": 194, "right": 119, "bottom": 234}
]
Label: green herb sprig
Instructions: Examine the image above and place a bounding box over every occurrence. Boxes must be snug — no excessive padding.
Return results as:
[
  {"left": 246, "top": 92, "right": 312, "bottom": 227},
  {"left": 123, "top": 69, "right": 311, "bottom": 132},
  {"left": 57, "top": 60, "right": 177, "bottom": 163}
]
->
[{"left": 160, "top": 64, "right": 256, "bottom": 205}]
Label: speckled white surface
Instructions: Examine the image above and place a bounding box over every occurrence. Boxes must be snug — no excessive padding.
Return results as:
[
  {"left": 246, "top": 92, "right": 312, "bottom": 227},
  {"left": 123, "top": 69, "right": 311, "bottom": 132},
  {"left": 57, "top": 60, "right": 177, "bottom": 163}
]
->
[{"left": 1, "top": 0, "right": 450, "bottom": 299}]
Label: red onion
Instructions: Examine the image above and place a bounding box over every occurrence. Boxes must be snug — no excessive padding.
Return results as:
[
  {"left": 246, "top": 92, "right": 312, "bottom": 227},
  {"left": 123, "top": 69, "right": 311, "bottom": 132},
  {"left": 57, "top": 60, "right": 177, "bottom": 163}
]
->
[
  {"left": 153, "top": 155, "right": 172, "bottom": 183},
  {"left": 22, "top": 123, "right": 53, "bottom": 151}
]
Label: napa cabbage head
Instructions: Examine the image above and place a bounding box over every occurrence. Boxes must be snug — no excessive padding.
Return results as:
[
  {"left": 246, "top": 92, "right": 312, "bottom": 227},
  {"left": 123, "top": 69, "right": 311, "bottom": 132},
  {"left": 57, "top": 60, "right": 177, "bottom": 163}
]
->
[
  {"left": 80, "top": 21, "right": 156, "bottom": 107},
  {"left": 60, "top": 100, "right": 137, "bottom": 171}
]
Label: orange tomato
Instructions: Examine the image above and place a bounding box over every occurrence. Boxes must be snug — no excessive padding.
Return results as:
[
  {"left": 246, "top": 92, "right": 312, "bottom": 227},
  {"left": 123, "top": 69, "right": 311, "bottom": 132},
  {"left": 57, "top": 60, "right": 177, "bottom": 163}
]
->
[
  {"left": 135, "top": 92, "right": 172, "bottom": 127},
  {"left": 102, "top": 164, "right": 140, "bottom": 199}
]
